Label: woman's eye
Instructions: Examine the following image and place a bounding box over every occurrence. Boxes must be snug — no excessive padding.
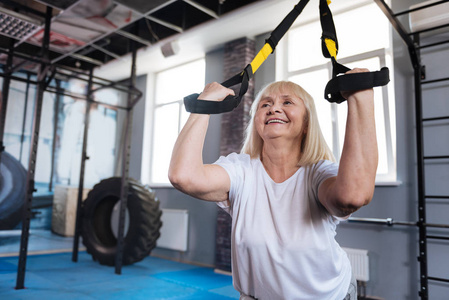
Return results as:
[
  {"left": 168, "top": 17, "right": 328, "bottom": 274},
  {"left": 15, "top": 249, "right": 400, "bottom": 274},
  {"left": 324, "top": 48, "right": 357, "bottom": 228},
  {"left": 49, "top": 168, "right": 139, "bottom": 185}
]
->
[
  {"left": 284, "top": 101, "right": 292, "bottom": 105},
  {"left": 261, "top": 103, "right": 270, "bottom": 108}
]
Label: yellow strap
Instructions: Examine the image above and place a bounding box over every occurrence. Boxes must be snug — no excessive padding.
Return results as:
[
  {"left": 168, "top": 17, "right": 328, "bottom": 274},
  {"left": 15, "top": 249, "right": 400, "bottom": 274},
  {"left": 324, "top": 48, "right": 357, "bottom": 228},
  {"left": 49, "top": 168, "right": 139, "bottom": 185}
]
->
[
  {"left": 324, "top": 38, "right": 337, "bottom": 58},
  {"left": 327, "top": 0, "right": 331, "bottom": 5},
  {"left": 250, "top": 43, "right": 273, "bottom": 74}
]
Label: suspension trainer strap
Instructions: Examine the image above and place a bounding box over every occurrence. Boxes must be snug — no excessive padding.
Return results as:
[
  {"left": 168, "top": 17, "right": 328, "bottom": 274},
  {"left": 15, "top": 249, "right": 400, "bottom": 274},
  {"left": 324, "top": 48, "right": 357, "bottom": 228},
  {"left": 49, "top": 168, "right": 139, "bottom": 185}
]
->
[
  {"left": 184, "top": 0, "right": 310, "bottom": 114},
  {"left": 319, "top": 0, "right": 390, "bottom": 103},
  {"left": 185, "top": 0, "right": 391, "bottom": 113},
  {"left": 324, "top": 66, "right": 390, "bottom": 103},
  {"left": 184, "top": 64, "right": 253, "bottom": 114}
]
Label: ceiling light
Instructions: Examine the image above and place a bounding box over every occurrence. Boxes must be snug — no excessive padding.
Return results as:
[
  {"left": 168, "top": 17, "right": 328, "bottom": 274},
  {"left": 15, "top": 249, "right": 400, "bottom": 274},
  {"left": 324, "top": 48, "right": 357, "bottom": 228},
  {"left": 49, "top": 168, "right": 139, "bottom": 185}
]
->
[{"left": 0, "top": 7, "right": 41, "bottom": 40}]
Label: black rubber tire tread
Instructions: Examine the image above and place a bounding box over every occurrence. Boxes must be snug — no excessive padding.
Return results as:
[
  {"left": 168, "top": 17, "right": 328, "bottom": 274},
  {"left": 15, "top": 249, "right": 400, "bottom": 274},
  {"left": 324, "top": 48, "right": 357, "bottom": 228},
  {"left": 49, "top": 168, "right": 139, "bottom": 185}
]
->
[
  {"left": 0, "top": 152, "right": 27, "bottom": 230},
  {"left": 81, "top": 177, "right": 162, "bottom": 266}
]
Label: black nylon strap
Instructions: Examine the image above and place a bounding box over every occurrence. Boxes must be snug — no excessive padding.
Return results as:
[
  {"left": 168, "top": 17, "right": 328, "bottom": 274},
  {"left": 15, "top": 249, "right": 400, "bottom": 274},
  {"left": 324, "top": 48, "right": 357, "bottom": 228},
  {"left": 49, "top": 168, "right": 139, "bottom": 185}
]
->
[
  {"left": 325, "top": 67, "right": 390, "bottom": 103},
  {"left": 184, "top": 64, "right": 253, "bottom": 114},
  {"left": 185, "top": 0, "right": 391, "bottom": 113},
  {"left": 330, "top": 57, "right": 350, "bottom": 78},
  {"left": 319, "top": 0, "right": 338, "bottom": 58},
  {"left": 184, "top": 93, "right": 240, "bottom": 114},
  {"left": 184, "top": 0, "right": 310, "bottom": 115},
  {"left": 319, "top": 0, "right": 390, "bottom": 104},
  {"left": 265, "top": 0, "right": 310, "bottom": 52}
]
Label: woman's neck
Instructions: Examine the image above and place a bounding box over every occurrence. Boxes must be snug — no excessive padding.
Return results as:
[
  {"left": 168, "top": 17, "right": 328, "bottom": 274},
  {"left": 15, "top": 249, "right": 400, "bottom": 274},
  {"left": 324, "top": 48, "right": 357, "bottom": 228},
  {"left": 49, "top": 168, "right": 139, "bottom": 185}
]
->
[{"left": 260, "top": 139, "right": 302, "bottom": 183}]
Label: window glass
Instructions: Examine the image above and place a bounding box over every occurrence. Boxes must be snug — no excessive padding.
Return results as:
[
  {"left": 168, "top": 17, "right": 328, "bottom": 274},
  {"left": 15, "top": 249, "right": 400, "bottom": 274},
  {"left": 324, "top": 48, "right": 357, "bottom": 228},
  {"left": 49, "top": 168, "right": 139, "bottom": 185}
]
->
[
  {"left": 151, "top": 58, "right": 205, "bottom": 185},
  {"left": 336, "top": 57, "right": 389, "bottom": 174},
  {"left": 155, "top": 59, "right": 205, "bottom": 105},
  {"left": 151, "top": 103, "right": 180, "bottom": 184},
  {"left": 34, "top": 92, "right": 56, "bottom": 184},
  {"left": 57, "top": 80, "right": 119, "bottom": 188},
  {"left": 289, "top": 68, "right": 333, "bottom": 151},
  {"left": 288, "top": 21, "right": 327, "bottom": 71},
  {"left": 180, "top": 105, "right": 190, "bottom": 132},
  {"left": 281, "top": 2, "right": 395, "bottom": 183},
  {"left": 2, "top": 79, "right": 31, "bottom": 167},
  {"left": 334, "top": 4, "right": 390, "bottom": 60},
  {"left": 288, "top": 3, "right": 390, "bottom": 71},
  {"left": 92, "top": 87, "right": 125, "bottom": 107}
]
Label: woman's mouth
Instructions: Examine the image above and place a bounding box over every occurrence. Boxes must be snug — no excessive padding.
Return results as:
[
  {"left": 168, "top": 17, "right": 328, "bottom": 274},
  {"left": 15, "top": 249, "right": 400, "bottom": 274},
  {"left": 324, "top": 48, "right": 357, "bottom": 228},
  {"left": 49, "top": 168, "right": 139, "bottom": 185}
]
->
[{"left": 266, "top": 119, "right": 288, "bottom": 124}]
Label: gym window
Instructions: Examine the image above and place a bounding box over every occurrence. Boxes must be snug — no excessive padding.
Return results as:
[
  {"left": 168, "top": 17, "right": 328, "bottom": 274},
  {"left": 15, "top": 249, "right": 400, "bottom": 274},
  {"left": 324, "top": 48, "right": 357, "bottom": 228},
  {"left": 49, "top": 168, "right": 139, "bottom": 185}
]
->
[
  {"left": 277, "top": 2, "right": 397, "bottom": 184},
  {"left": 149, "top": 59, "right": 205, "bottom": 185}
]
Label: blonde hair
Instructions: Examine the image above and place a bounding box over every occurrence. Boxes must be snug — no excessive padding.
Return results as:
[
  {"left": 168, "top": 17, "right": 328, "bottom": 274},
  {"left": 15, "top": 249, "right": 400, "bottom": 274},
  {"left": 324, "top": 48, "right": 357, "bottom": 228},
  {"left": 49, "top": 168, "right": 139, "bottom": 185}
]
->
[{"left": 241, "top": 81, "right": 335, "bottom": 166}]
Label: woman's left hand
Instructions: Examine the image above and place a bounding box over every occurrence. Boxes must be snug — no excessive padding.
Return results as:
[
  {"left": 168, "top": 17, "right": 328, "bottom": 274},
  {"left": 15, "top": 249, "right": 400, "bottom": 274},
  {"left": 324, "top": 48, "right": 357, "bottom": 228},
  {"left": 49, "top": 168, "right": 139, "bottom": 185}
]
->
[
  {"left": 319, "top": 67, "right": 378, "bottom": 217},
  {"left": 340, "top": 68, "right": 374, "bottom": 101}
]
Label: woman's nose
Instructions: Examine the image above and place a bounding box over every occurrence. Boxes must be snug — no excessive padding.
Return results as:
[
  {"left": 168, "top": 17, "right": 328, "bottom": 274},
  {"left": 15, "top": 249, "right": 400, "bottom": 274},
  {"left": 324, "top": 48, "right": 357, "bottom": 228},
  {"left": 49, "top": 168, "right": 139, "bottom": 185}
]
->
[{"left": 268, "top": 102, "right": 282, "bottom": 114}]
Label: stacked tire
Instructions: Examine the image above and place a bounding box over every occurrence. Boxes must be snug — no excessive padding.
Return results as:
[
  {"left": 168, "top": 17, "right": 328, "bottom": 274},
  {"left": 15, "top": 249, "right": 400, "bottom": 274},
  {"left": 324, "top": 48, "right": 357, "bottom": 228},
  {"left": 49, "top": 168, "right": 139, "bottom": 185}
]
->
[
  {"left": 0, "top": 152, "right": 26, "bottom": 230},
  {"left": 81, "top": 177, "right": 162, "bottom": 266}
]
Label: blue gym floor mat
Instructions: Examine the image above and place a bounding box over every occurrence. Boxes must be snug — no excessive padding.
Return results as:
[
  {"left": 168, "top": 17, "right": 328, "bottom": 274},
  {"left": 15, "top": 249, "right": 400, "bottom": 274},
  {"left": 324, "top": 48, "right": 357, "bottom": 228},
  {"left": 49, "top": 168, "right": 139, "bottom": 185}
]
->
[{"left": 0, "top": 252, "right": 239, "bottom": 300}]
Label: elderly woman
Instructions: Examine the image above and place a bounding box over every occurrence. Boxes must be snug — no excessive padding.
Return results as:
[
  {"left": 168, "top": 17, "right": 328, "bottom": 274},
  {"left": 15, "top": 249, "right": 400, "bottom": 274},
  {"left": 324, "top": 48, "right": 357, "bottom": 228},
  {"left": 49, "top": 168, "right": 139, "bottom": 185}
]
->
[{"left": 169, "top": 68, "right": 377, "bottom": 300}]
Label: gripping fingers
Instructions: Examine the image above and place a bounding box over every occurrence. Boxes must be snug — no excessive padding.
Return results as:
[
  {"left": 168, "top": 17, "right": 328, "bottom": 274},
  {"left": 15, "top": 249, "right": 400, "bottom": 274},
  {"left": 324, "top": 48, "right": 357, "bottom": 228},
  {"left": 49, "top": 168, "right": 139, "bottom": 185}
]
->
[
  {"left": 198, "top": 82, "right": 236, "bottom": 102},
  {"left": 341, "top": 68, "right": 374, "bottom": 100},
  {"left": 345, "top": 67, "right": 370, "bottom": 75}
]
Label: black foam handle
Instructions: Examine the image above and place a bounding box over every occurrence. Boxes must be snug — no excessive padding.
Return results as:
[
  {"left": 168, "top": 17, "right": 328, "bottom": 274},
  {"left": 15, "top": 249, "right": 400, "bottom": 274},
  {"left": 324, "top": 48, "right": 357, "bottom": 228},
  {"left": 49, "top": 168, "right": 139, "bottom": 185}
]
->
[
  {"left": 184, "top": 94, "right": 241, "bottom": 114},
  {"left": 266, "top": 0, "right": 310, "bottom": 51},
  {"left": 184, "top": 64, "right": 253, "bottom": 114},
  {"left": 324, "top": 67, "right": 390, "bottom": 104}
]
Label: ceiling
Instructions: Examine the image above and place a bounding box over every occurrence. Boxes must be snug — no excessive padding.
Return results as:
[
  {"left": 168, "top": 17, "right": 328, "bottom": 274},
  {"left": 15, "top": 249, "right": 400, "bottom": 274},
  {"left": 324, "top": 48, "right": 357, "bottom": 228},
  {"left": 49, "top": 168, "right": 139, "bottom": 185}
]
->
[{"left": 0, "top": 0, "right": 259, "bottom": 72}]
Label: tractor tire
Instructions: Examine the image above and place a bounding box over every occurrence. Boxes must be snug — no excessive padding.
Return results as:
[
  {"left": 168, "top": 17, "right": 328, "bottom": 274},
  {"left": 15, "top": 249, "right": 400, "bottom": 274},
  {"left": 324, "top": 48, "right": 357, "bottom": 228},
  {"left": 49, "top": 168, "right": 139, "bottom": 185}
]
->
[
  {"left": 81, "top": 177, "right": 162, "bottom": 266},
  {"left": 0, "top": 152, "right": 27, "bottom": 230}
]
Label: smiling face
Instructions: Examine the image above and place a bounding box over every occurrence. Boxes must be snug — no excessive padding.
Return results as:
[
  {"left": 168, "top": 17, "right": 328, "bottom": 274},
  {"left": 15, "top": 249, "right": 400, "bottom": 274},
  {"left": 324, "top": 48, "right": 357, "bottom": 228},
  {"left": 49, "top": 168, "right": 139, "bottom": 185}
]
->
[
  {"left": 254, "top": 88, "right": 309, "bottom": 143},
  {"left": 242, "top": 81, "right": 334, "bottom": 165}
]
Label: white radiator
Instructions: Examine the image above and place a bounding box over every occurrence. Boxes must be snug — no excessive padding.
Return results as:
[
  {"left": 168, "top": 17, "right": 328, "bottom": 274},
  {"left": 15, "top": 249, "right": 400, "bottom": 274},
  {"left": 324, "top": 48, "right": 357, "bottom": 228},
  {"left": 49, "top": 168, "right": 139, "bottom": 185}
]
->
[
  {"left": 156, "top": 209, "right": 189, "bottom": 251},
  {"left": 342, "top": 247, "right": 369, "bottom": 282}
]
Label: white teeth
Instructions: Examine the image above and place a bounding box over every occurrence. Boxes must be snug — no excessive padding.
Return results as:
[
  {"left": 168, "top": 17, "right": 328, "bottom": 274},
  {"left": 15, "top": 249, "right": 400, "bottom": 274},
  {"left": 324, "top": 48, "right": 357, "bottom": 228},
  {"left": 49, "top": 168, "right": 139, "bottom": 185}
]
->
[{"left": 267, "top": 119, "right": 287, "bottom": 124}]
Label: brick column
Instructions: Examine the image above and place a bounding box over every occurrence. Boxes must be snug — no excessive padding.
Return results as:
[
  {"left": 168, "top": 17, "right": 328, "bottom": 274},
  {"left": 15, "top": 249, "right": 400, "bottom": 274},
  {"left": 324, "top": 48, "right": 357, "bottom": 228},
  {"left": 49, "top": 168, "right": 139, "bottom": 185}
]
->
[{"left": 215, "top": 37, "right": 255, "bottom": 272}]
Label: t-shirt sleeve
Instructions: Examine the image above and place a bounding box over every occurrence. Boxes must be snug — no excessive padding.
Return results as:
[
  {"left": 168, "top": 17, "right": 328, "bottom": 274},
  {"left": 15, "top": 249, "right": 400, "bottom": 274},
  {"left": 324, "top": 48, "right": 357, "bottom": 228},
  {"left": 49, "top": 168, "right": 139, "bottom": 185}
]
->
[
  {"left": 213, "top": 152, "right": 250, "bottom": 215},
  {"left": 311, "top": 160, "right": 339, "bottom": 195},
  {"left": 309, "top": 160, "right": 342, "bottom": 219}
]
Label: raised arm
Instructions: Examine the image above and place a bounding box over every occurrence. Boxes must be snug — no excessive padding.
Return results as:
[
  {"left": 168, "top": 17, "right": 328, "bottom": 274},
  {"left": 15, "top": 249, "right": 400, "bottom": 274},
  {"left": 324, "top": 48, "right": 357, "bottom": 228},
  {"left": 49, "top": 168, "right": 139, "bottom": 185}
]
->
[
  {"left": 168, "top": 82, "right": 234, "bottom": 202},
  {"left": 319, "top": 68, "right": 378, "bottom": 217}
]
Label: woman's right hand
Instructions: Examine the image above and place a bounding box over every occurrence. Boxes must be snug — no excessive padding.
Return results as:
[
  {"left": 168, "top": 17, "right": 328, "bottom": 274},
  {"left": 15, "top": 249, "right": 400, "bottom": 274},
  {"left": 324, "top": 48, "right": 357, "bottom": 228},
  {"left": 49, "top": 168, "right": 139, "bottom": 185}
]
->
[
  {"left": 198, "top": 82, "right": 235, "bottom": 102},
  {"left": 169, "top": 81, "right": 232, "bottom": 202}
]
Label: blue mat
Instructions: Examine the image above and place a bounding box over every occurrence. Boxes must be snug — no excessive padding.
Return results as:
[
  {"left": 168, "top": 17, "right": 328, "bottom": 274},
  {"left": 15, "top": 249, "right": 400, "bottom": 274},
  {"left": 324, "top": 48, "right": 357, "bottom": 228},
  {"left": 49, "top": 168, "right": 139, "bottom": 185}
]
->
[{"left": 0, "top": 252, "right": 239, "bottom": 300}]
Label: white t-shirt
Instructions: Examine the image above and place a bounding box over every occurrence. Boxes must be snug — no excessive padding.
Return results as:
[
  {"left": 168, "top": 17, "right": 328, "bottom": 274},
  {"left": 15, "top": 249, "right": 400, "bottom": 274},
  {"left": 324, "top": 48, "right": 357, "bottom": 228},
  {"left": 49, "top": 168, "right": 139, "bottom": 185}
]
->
[{"left": 214, "top": 153, "right": 352, "bottom": 300}]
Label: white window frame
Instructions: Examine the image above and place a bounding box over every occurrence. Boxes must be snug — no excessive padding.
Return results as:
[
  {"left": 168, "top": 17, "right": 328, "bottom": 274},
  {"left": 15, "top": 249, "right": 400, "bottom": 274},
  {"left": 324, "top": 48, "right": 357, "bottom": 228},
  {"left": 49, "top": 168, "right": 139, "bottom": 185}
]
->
[
  {"left": 276, "top": 5, "right": 398, "bottom": 185},
  {"left": 146, "top": 58, "right": 205, "bottom": 187}
]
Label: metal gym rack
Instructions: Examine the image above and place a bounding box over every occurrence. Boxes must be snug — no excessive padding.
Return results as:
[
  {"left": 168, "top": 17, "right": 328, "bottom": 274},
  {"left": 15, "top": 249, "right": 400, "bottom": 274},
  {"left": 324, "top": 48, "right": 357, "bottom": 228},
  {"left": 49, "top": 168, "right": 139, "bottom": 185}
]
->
[
  {"left": 0, "top": 0, "right": 256, "bottom": 292},
  {"left": 0, "top": 6, "right": 142, "bottom": 289},
  {"left": 347, "top": 1, "right": 449, "bottom": 299}
]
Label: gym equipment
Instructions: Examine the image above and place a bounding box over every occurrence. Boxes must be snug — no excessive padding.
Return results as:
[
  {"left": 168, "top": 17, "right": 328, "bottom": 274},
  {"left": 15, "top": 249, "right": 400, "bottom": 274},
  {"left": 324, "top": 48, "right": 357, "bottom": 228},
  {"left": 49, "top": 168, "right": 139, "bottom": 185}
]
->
[
  {"left": 0, "top": 152, "right": 26, "bottom": 230},
  {"left": 81, "top": 177, "right": 162, "bottom": 266},
  {"left": 184, "top": 0, "right": 390, "bottom": 114}
]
